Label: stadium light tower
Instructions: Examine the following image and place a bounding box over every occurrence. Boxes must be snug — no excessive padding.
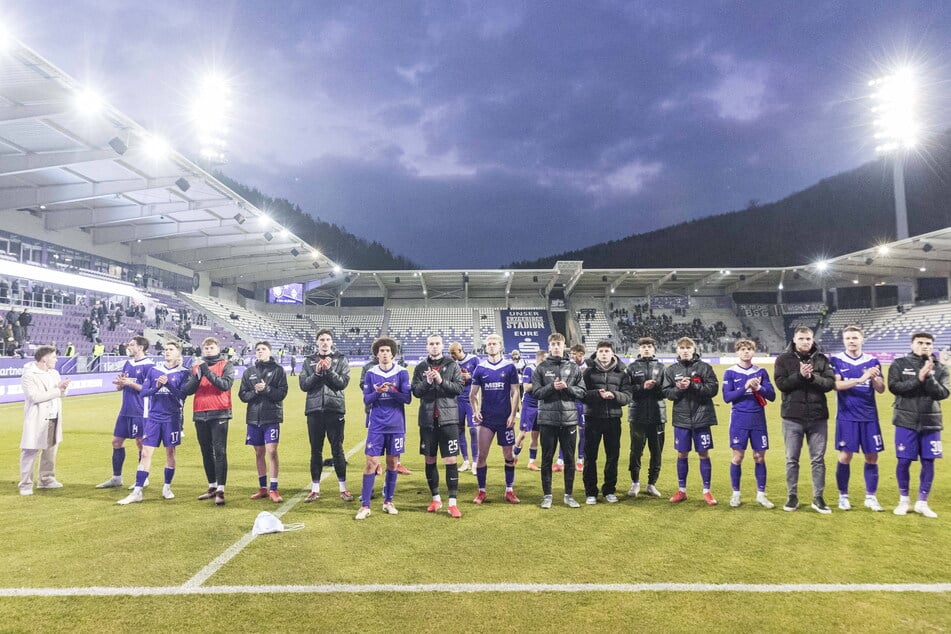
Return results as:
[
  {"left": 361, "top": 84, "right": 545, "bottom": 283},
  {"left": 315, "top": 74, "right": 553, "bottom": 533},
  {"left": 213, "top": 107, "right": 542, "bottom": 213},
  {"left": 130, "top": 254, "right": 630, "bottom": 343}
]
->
[
  {"left": 869, "top": 68, "right": 917, "bottom": 240},
  {"left": 192, "top": 73, "right": 232, "bottom": 165}
]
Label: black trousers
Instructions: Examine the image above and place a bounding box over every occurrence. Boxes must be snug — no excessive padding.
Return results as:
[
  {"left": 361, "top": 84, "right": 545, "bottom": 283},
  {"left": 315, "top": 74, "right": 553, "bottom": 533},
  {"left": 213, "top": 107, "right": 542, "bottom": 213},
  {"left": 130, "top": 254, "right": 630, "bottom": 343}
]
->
[
  {"left": 583, "top": 417, "right": 622, "bottom": 497},
  {"left": 540, "top": 425, "right": 577, "bottom": 496},
  {"left": 629, "top": 423, "right": 665, "bottom": 485},
  {"left": 307, "top": 411, "right": 346, "bottom": 482},
  {"left": 195, "top": 418, "right": 229, "bottom": 486}
]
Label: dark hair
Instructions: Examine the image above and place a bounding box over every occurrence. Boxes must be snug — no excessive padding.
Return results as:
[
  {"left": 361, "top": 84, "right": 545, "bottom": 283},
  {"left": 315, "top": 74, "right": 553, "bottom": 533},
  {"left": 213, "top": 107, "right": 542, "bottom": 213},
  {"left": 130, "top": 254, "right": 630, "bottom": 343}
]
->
[
  {"left": 372, "top": 337, "right": 398, "bottom": 357},
  {"left": 132, "top": 335, "right": 150, "bottom": 349},
  {"left": 570, "top": 344, "right": 586, "bottom": 354},
  {"left": 164, "top": 341, "right": 181, "bottom": 351},
  {"left": 636, "top": 337, "right": 656, "bottom": 347},
  {"left": 911, "top": 332, "right": 934, "bottom": 342},
  {"left": 34, "top": 345, "right": 56, "bottom": 361},
  {"left": 254, "top": 340, "right": 271, "bottom": 350},
  {"left": 316, "top": 328, "right": 334, "bottom": 340},
  {"left": 596, "top": 340, "right": 614, "bottom": 351}
]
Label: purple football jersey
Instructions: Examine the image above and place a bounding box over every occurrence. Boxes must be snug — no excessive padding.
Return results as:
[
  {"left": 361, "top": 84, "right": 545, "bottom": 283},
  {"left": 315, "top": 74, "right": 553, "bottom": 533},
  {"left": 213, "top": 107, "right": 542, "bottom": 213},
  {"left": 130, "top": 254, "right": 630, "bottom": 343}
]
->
[
  {"left": 456, "top": 354, "right": 480, "bottom": 403},
  {"left": 830, "top": 352, "right": 881, "bottom": 423},
  {"left": 472, "top": 358, "right": 520, "bottom": 424},
  {"left": 141, "top": 363, "right": 190, "bottom": 422},
  {"left": 363, "top": 363, "right": 412, "bottom": 433},
  {"left": 118, "top": 357, "right": 155, "bottom": 417},
  {"left": 521, "top": 364, "right": 538, "bottom": 411}
]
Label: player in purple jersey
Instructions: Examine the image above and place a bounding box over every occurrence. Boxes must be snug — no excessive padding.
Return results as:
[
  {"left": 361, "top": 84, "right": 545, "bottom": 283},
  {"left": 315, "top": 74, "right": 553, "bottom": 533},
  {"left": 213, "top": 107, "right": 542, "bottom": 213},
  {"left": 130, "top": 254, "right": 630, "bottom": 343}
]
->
[
  {"left": 96, "top": 336, "right": 154, "bottom": 489},
  {"left": 722, "top": 340, "right": 776, "bottom": 509},
  {"left": 830, "top": 326, "right": 886, "bottom": 512},
  {"left": 663, "top": 337, "right": 719, "bottom": 506},
  {"left": 469, "top": 333, "right": 522, "bottom": 504},
  {"left": 117, "top": 342, "right": 195, "bottom": 505},
  {"left": 514, "top": 350, "right": 547, "bottom": 471},
  {"left": 449, "top": 342, "right": 481, "bottom": 475},
  {"left": 355, "top": 337, "right": 412, "bottom": 520},
  {"left": 888, "top": 332, "right": 948, "bottom": 518},
  {"left": 240, "top": 341, "right": 288, "bottom": 503}
]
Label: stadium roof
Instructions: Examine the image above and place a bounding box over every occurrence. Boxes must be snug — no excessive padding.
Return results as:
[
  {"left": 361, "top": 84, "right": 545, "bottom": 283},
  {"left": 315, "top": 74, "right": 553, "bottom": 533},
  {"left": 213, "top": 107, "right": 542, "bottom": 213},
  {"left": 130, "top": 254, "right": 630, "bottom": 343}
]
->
[
  {"left": 2, "top": 37, "right": 949, "bottom": 302},
  {"left": 0, "top": 37, "right": 338, "bottom": 287}
]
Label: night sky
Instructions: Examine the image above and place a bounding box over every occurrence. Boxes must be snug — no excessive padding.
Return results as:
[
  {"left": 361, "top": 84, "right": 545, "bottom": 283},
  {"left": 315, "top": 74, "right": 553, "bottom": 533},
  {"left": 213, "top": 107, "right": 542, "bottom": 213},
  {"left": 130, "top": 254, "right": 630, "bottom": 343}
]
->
[{"left": 5, "top": 1, "right": 950, "bottom": 268}]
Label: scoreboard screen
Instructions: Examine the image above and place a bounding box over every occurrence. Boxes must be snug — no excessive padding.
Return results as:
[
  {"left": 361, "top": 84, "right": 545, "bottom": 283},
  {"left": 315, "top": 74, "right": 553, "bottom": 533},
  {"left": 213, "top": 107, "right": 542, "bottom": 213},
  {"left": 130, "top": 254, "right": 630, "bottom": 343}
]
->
[{"left": 267, "top": 283, "right": 304, "bottom": 304}]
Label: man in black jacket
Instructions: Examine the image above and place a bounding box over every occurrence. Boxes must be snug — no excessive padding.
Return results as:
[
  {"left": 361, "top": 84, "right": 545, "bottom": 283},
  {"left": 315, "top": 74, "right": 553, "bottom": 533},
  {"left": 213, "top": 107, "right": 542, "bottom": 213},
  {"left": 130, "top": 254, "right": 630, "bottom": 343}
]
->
[
  {"left": 773, "top": 326, "right": 835, "bottom": 514},
  {"left": 412, "top": 335, "right": 464, "bottom": 518},
  {"left": 299, "top": 329, "right": 352, "bottom": 502},
  {"left": 239, "top": 341, "right": 288, "bottom": 503},
  {"left": 533, "top": 333, "right": 587, "bottom": 508},
  {"left": 582, "top": 341, "right": 632, "bottom": 504},
  {"left": 626, "top": 337, "right": 667, "bottom": 498},
  {"left": 888, "top": 332, "right": 948, "bottom": 518},
  {"left": 662, "top": 337, "right": 720, "bottom": 506}
]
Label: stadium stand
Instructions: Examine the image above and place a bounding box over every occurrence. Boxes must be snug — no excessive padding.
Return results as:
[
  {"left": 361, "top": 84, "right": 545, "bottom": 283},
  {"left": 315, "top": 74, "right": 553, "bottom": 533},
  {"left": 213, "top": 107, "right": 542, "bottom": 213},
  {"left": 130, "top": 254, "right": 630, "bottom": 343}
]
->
[{"left": 818, "top": 302, "right": 951, "bottom": 354}]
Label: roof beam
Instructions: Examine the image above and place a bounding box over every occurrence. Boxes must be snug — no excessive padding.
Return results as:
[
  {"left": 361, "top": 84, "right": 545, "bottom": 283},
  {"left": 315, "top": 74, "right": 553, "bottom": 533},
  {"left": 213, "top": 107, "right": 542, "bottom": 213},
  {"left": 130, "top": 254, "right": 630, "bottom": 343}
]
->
[
  {"left": 648, "top": 270, "right": 677, "bottom": 294},
  {"left": 0, "top": 176, "right": 184, "bottom": 211},
  {"left": 43, "top": 198, "right": 235, "bottom": 230},
  {"left": 0, "top": 103, "right": 69, "bottom": 123},
  {"left": 131, "top": 233, "right": 260, "bottom": 256},
  {"left": 169, "top": 242, "right": 298, "bottom": 265},
  {"left": 92, "top": 218, "right": 233, "bottom": 244},
  {"left": 0, "top": 149, "right": 121, "bottom": 176},
  {"left": 563, "top": 268, "right": 585, "bottom": 295}
]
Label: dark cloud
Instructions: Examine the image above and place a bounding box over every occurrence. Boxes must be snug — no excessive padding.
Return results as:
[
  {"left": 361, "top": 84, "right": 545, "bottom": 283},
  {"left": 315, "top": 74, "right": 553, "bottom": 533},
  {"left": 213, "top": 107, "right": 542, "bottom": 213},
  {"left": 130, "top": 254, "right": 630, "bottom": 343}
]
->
[{"left": 7, "top": 0, "right": 951, "bottom": 268}]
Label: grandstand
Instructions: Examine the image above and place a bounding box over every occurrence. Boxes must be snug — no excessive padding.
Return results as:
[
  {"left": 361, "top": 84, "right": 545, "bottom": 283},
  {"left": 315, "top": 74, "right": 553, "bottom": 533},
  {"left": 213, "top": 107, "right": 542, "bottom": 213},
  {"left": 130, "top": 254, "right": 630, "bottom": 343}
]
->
[{"left": 818, "top": 302, "right": 951, "bottom": 354}]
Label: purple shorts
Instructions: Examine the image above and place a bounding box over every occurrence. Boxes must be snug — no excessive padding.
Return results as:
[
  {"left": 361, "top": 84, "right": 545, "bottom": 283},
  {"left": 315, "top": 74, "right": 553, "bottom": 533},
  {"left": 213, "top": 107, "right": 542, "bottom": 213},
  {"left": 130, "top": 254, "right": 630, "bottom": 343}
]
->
[
  {"left": 519, "top": 407, "right": 538, "bottom": 432},
  {"left": 246, "top": 423, "right": 281, "bottom": 446},
  {"left": 673, "top": 426, "right": 714, "bottom": 453},
  {"left": 480, "top": 419, "right": 516, "bottom": 446},
  {"left": 835, "top": 420, "right": 884, "bottom": 454},
  {"left": 142, "top": 417, "right": 183, "bottom": 448},
  {"left": 729, "top": 425, "right": 768, "bottom": 451},
  {"left": 113, "top": 415, "right": 144, "bottom": 439},
  {"left": 366, "top": 430, "right": 406, "bottom": 457},
  {"left": 895, "top": 428, "right": 943, "bottom": 461},
  {"left": 457, "top": 401, "right": 476, "bottom": 428}
]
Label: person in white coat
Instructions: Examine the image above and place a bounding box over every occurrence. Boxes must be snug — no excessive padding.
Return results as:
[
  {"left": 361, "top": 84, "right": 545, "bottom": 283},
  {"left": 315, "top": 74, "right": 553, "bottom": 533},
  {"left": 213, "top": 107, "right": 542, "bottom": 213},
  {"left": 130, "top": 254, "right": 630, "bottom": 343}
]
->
[{"left": 19, "top": 345, "right": 70, "bottom": 495}]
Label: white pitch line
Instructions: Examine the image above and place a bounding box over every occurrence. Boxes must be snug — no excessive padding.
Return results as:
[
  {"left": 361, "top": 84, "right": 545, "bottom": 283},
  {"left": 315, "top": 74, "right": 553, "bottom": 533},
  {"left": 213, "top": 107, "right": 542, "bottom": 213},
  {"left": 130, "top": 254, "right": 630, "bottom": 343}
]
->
[
  {"left": 1, "top": 582, "right": 949, "bottom": 598},
  {"left": 181, "top": 440, "right": 366, "bottom": 589}
]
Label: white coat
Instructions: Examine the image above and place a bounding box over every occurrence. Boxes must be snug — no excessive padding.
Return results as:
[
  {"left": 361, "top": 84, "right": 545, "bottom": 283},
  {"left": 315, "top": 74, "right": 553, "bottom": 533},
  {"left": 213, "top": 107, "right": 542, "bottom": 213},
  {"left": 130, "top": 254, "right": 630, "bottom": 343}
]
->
[{"left": 20, "top": 361, "right": 65, "bottom": 450}]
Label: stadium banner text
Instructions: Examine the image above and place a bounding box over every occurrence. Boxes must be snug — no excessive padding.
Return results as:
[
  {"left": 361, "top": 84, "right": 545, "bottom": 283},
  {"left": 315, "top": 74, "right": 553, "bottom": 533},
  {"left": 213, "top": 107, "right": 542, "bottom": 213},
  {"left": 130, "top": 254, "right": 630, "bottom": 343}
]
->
[{"left": 500, "top": 309, "right": 552, "bottom": 355}]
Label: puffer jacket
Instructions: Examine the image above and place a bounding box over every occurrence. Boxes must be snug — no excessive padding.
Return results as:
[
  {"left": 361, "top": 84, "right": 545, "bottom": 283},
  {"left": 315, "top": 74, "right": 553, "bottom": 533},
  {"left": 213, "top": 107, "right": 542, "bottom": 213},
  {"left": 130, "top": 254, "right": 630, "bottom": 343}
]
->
[
  {"left": 888, "top": 352, "right": 949, "bottom": 432},
  {"left": 662, "top": 354, "right": 719, "bottom": 429},
  {"left": 191, "top": 354, "right": 233, "bottom": 421},
  {"left": 532, "top": 355, "right": 586, "bottom": 427},
  {"left": 626, "top": 356, "right": 668, "bottom": 427},
  {"left": 773, "top": 342, "right": 834, "bottom": 421},
  {"left": 299, "top": 351, "right": 350, "bottom": 414},
  {"left": 582, "top": 354, "right": 632, "bottom": 419},
  {"left": 238, "top": 357, "right": 288, "bottom": 426},
  {"left": 412, "top": 355, "right": 463, "bottom": 428}
]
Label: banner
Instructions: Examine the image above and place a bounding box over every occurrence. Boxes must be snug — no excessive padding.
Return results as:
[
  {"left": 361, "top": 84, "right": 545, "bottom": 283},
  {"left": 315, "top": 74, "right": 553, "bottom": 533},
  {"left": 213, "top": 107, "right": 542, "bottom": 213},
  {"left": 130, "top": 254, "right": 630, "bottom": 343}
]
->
[{"left": 500, "top": 309, "right": 552, "bottom": 355}]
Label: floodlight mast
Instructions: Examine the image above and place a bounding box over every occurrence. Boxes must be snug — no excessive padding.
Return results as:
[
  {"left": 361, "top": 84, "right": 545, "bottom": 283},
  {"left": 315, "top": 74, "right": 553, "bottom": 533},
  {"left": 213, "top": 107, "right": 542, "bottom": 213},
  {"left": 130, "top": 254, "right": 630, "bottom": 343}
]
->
[{"left": 869, "top": 68, "right": 917, "bottom": 240}]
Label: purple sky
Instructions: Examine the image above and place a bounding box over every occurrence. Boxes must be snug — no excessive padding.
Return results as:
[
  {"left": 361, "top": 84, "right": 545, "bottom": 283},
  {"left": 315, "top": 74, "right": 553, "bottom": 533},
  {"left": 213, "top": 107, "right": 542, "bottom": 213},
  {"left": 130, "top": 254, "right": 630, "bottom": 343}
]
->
[{"left": 5, "top": 1, "right": 950, "bottom": 268}]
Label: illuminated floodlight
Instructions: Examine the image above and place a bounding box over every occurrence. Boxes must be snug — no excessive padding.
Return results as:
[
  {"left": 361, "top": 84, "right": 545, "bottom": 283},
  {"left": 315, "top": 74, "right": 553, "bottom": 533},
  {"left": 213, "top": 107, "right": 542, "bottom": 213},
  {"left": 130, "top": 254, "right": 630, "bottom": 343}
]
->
[
  {"left": 852, "top": 279, "right": 859, "bottom": 284},
  {"left": 142, "top": 134, "right": 170, "bottom": 159},
  {"left": 333, "top": 265, "right": 342, "bottom": 274},
  {"left": 74, "top": 88, "right": 104, "bottom": 115},
  {"left": 877, "top": 245, "right": 890, "bottom": 256},
  {"left": 279, "top": 228, "right": 289, "bottom": 239},
  {"left": 192, "top": 72, "right": 233, "bottom": 164},
  {"left": 0, "top": 25, "right": 13, "bottom": 54},
  {"left": 312, "top": 250, "right": 320, "bottom": 259},
  {"left": 815, "top": 260, "right": 828, "bottom": 272},
  {"left": 777, "top": 283, "right": 784, "bottom": 290},
  {"left": 870, "top": 68, "right": 917, "bottom": 152},
  {"left": 258, "top": 214, "right": 270, "bottom": 225},
  {"left": 920, "top": 267, "right": 927, "bottom": 272}
]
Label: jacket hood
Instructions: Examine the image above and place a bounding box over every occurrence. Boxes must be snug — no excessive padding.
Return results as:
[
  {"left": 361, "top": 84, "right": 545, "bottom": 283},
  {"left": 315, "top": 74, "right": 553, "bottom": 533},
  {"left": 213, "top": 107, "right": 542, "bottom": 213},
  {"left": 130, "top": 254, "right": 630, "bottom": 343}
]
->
[
  {"left": 585, "top": 354, "right": 626, "bottom": 371},
  {"left": 255, "top": 357, "right": 279, "bottom": 368},
  {"left": 21, "top": 361, "right": 42, "bottom": 376},
  {"left": 677, "top": 353, "right": 701, "bottom": 366},
  {"left": 203, "top": 353, "right": 228, "bottom": 363}
]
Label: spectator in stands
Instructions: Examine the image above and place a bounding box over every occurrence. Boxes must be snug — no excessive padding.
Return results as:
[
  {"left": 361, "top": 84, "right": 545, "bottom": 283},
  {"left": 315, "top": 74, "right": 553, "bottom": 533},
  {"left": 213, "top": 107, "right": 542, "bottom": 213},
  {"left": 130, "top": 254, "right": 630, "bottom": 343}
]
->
[
  {"left": 191, "top": 337, "right": 235, "bottom": 506},
  {"left": 19, "top": 345, "right": 71, "bottom": 495},
  {"left": 581, "top": 340, "right": 632, "bottom": 505},
  {"left": 17, "top": 308, "right": 31, "bottom": 341},
  {"left": 626, "top": 337, "right": 667, "bottom": 498},
  {"left": 888, "top": 332, "right": 948, "bottom": 519},
  {"left": 64, "top": 342, "right": 75, "bottom": 358},
  {"left": 773, "top": 326, "right": 835, "bottom": 514},
  {"left": 299, "top": 329, "right": 353, "bottom": 503}
]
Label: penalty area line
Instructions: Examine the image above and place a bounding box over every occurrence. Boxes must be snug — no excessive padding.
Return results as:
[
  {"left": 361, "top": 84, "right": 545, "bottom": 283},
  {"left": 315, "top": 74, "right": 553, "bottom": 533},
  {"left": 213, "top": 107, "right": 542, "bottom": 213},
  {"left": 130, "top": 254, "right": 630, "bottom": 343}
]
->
[
  {"left": 0, "top": 582, "right": 949, "bottom": 597},
  {"left": 180, "top": 440, "right": 366, "bottom": 589}
]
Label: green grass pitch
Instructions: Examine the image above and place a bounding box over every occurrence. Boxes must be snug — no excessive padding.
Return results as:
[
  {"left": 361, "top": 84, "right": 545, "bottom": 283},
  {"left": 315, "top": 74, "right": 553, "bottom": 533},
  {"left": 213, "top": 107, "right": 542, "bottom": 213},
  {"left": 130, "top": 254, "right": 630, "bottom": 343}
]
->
[{"left": 1, "top": 364, "right": 949, "bottom": 632}]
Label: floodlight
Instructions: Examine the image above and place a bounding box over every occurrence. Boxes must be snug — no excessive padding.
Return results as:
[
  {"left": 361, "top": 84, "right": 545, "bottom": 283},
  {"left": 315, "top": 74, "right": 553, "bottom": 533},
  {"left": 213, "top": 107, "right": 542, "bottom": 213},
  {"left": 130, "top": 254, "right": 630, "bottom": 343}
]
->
[
  {"left": 853, "top": 279, "right": 859, "bottom": 284},
  {"left": 920, "top": 267, "right": 927, "bottom": 272},
  {"left": 279, "top": 229, "right": 289, "bottom": 239},
  {"left": 778, "top": 283, "right": 784, "bottom": 290},
  {"left": 312, "top": 250, "right": 320, "bottom": 259},
  {"left": 333, "top": 265, "right": 342, "bottom": 274},
  {"left": 877, "top": 245, "right": 889, "bottom": 256},
  {"left": 258, "top": 215, "right": 270, "bottom": 225},
  {"left": 0, "top": 26, "right": 12, "bottom": 53},
  {"left": 142, "top": 134, "right": 170, "bottom": 159},
  {"left": 108, "top": 137, "right": 128, "bottom": 155},
  {"left": 815, "top": 261, "right": 828, "bottom": 271},
  {"left": 75, "top": 89, "right": 104, "bottom": 115}
]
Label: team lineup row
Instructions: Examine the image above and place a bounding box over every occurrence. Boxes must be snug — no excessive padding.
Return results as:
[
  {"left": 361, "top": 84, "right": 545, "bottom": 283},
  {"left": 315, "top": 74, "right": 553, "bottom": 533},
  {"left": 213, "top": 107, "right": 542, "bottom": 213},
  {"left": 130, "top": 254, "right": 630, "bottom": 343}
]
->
[{"left": 16, "top": 326, "right": 947, "bottom": 520}]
